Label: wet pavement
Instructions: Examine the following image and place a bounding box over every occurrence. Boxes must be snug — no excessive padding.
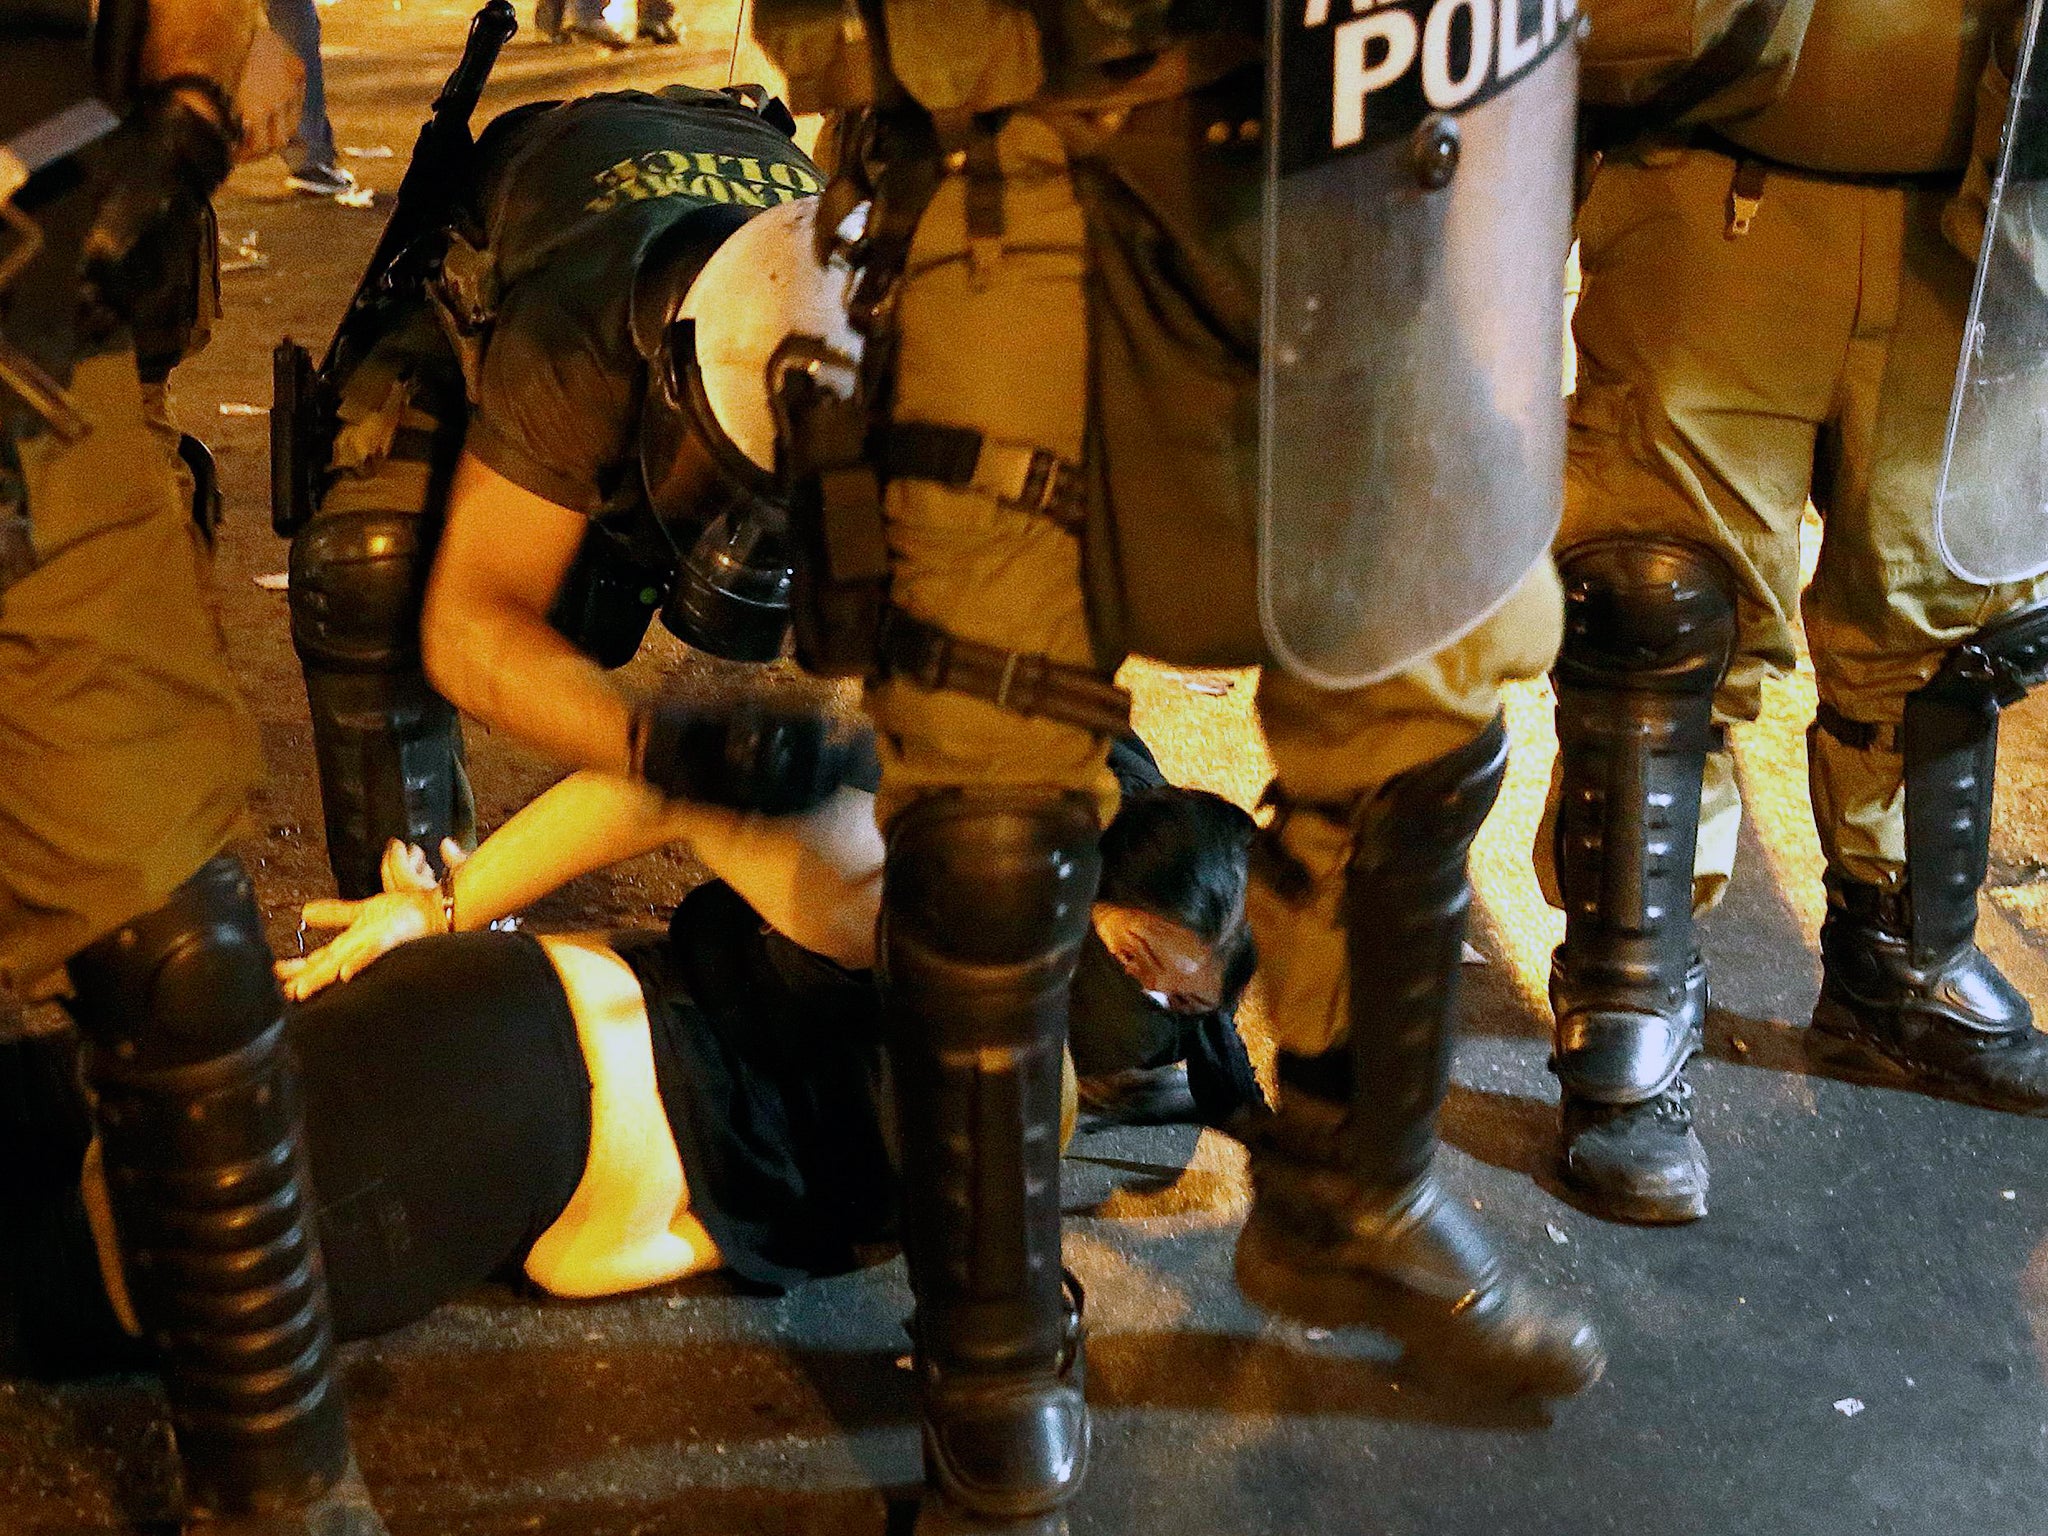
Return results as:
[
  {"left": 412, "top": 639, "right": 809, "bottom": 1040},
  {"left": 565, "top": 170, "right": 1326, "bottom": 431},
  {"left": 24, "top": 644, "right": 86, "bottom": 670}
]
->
[{"left": 5, "top": 4, "right": 2048, "bottom": 1531}]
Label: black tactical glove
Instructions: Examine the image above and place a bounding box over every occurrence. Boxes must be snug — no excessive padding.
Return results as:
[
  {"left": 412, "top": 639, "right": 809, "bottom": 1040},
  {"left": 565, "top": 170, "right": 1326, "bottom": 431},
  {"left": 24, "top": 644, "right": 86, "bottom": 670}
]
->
[
  {"left": 80, "top": 79, "right": 238, "bottom": 321},
  {"left": 628, "top": 698, "right": 865, "bottom": 814}
]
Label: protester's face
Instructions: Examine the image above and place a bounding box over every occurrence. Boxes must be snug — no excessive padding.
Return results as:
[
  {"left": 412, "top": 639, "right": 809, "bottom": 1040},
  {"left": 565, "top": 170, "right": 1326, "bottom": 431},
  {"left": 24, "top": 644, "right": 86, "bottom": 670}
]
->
[{"left": 1090, "top": 902, "right": 1229, "bottom": 1014}]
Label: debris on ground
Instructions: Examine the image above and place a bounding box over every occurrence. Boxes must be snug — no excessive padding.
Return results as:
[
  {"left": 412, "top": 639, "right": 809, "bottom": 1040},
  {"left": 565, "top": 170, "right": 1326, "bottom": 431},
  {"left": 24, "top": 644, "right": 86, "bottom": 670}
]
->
[
  {"left": 219, "top": 229, "right": 268, "bottom": 272},
  {"left": 1833, "top": 1398, "right": 1865, "bottom": 1418}
]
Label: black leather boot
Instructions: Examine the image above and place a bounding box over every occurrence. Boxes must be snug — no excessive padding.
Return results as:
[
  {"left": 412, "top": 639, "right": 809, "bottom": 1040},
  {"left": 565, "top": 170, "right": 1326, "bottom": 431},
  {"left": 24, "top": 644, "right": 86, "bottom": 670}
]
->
[
  {"left": 1234, "top": 718, "right": 1605, "bottom": 1398},
  {"left": 66, "top": 857, "right": 387, "bottom": 1535},
  {"left": 1547, "top": 539, "right": 1733, "bottom": 1224},
  {"left": 1810, "top": 877, "right": 2048, "bottom": 1113},
  {"left": 1801, "top": 602, "right": 2048, "bottom": 1115},
  {"left": 882, "top": 792, "right": 1099, "bottom": 1534}
]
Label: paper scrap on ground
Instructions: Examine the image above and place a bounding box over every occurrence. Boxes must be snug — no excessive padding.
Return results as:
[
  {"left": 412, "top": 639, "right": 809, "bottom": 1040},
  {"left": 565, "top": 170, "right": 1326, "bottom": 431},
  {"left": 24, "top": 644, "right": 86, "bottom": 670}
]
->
[
  {"left": 253, "top": 572, "right": 291, "bottom": 591},
  {"left": 1833, "top": 1398, "right": 1865, "bottom": 1418}
]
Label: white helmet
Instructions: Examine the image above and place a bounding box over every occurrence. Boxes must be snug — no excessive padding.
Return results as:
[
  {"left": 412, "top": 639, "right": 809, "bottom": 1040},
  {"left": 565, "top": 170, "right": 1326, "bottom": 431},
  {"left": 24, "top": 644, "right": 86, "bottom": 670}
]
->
[
  {"left": 677, "top": 195, "right": 864, "bottom": 474},
  {"left": 634, "top": 195, "right": 864, "bottom": 661}
]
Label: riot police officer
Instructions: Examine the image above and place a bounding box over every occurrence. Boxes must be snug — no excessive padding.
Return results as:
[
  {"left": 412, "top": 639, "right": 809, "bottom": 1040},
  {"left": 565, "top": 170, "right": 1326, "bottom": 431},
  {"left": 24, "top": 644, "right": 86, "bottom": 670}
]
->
[
  {"left": 286, "top": 78, "right": 854, "bottom": 898},
  {"left": 754, "top": 5, "right": 1605, "bottom": 1532},
  {"left": 0, "top": 0, "right": 384, "bottom": 1529},
  {"left": 1548, "top": 0, "right": 2048, "bottom": 1225}
]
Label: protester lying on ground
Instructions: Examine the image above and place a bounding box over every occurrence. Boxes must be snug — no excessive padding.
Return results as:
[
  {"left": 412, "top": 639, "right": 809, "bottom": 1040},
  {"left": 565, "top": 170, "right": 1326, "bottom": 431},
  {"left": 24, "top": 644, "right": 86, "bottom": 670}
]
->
[{"left": 0, "top": 741, "right": 1263, "bottom": 1378}]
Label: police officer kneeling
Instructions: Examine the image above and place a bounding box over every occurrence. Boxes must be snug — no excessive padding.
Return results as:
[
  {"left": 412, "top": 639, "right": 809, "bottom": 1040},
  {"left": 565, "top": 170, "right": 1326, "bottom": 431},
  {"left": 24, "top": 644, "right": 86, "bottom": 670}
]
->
[{"left": 283, "top": 79, "right": 855, "bottom": 894}]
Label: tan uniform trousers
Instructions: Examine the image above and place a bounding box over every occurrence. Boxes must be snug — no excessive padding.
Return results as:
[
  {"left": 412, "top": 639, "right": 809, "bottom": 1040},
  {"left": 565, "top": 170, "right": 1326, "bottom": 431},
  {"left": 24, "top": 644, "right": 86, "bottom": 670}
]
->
[
  {"left": 0, "top": 349, "right": 262, "bottom": 995},
  {"left": 869, "top": 112, "right": 1563, "bottom": 1058},
  {"left": 1550, "top": 144, "right": 2046, "bottom": 907}
]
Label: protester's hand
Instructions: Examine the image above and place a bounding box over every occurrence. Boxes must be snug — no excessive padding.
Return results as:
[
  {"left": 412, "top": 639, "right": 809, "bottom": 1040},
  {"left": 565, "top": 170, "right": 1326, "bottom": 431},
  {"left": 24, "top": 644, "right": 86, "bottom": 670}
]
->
[
  {"left": 273, "top": 840, "right": 464, "bottom": 1000},
  {"left": 234, "top": 24, "right": 305, "bottom": 164}
]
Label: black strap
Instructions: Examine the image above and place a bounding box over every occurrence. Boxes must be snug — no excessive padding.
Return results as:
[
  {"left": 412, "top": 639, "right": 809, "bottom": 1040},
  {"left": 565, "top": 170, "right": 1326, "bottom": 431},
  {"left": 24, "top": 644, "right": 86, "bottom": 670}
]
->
[
  {"left": 1813, "top": 701, "right": 1896, "bottom": 753},
  {"left": 878, "top": 608, "right": 1131, "bottom": 736},
  {"left": 885, "top": 421, "right": 1087, "bottom": 532},
  {"left": 1583, "top": 0, "right": 1791, "bottom": 150}
]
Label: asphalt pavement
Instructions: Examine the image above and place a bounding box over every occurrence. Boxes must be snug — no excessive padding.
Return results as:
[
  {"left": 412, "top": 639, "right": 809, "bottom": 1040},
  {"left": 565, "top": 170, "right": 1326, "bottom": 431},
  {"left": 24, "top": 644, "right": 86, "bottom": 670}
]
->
[{"left": 4, "top": 5, "right": 2048, "bottom": 1531}]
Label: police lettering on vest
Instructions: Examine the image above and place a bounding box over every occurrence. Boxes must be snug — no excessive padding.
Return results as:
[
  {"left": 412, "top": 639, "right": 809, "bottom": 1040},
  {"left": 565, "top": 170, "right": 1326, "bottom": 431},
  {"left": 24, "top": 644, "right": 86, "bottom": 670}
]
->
[{"left": 1283, "top": 0, "right": 1579, "bottom": 167}]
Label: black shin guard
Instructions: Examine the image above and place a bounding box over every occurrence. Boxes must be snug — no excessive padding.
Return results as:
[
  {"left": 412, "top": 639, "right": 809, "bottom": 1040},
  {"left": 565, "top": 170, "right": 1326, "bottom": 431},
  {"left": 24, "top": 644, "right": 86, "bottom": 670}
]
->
[
  {"left": 1239, "top": 719, "right": 1604, "bottom": 1396},
  {"left": 1550, "top": 538, "right": 1733, "bottom": 1104},
  {"left": 1900, "top": 600, "right": 2048, "bottom": 964},
  {"left": 1801, "top": 603, "right": 2048, "bottom": 1110},
  {"left": 1334, "top": 712, "right": 1512, "bottom": 1189},
  {"left": 65, "top": 857, "right": 354, "bottom": 1519},
  {"left": 882, "top": 791, "right": 1098, "bottom": 1526},
  {"left": 291, "top": 508, "right": 472, "bottom": 899}
]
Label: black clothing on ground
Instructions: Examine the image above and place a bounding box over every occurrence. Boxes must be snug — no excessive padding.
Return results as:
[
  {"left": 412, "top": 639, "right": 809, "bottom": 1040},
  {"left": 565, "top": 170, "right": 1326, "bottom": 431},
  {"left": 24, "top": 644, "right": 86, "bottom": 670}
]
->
[
  {"left": 618, "top": 880, "right": 896, "bottom": 1291},
  {"left": 289, "top": 931, "right": 592, "bottom": 1340}
]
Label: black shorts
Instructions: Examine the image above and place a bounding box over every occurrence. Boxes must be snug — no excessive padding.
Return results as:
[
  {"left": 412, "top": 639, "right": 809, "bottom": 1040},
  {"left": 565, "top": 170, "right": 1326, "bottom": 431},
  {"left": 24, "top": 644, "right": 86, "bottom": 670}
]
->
[{"left": 289, "top": 930, "right": 590, "bottom": 1340}]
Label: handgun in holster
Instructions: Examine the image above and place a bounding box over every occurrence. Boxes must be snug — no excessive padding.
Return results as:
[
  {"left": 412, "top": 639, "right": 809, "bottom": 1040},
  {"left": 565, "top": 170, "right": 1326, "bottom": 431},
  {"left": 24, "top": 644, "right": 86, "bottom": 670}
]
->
[{"left": 772, "top": 334, "right": 890, "bottom": 678}]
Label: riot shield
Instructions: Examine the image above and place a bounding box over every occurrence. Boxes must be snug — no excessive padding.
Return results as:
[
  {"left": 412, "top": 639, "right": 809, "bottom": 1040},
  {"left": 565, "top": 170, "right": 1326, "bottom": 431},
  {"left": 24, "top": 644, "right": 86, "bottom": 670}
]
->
[
  {"left": 1261, "top": 0, "right": 1578, "bottom": 688},
  {"left": 1935, "top": 0, "right": 2048, "bottom": 585}
]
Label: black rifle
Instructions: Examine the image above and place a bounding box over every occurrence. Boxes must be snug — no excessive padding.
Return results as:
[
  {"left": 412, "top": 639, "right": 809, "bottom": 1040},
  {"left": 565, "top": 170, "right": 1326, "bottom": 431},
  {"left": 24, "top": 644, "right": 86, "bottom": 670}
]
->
[{"left": 271, "top": 0, "right": 516, "bottom": 536}]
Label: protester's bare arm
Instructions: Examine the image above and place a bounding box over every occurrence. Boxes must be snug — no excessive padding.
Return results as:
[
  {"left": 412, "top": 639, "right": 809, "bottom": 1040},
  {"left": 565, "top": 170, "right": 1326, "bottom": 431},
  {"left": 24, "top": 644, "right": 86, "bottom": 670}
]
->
[
  {"left": 279, "top": 773, "right": 883, "bottom": 998},
  {"left": 421, "top": 451, "right": 637, "bottom": 775}
]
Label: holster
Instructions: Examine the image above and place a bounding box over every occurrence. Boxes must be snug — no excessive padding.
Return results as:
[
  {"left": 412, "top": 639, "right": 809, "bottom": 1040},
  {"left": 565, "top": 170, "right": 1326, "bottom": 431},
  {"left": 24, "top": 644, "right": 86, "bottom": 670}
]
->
[
  {"left": 775, "top": 333, "right": 890, "bottom": 677},
  {"left": 271, "top": 336, "right": 328, "bottom": 538}
]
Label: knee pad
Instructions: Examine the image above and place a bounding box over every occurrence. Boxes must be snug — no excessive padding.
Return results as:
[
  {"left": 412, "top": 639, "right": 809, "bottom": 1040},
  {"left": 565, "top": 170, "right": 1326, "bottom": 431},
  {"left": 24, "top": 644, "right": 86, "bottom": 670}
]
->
[
  {"left": 884, "top": 791, "right": 1102, "bottom": 982},
  {"left": 289, "top": 508, "right": 434, "bottom": 674},
  {"left": 290, "top": 506, "right": 468, "bottom": 898},
  {"left": 1555, "top": 538, "right": 1736, "bottom": 696},
  {"left": 63, "top": 855, "right": 350, "bottom": 1506},
  {"left": 881, "top": 791, "right": 1098, "bottom": 1372},
  {"left": 64, "top": 856, "right": 281, "bottom": 1074},
  {"left": 1351, "top": 713, "right": 1511, "bottom": 878}
]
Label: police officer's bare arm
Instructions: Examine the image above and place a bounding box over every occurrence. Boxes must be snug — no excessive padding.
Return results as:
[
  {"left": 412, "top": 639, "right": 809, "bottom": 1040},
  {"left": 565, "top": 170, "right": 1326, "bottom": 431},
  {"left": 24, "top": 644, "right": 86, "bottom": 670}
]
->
[{"left": 421, "top": 450, "right": 641, "bottom": 777}]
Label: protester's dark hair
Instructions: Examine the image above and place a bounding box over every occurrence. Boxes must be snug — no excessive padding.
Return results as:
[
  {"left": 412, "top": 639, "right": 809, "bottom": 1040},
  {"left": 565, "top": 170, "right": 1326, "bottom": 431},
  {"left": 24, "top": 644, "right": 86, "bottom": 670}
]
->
[{"left": 1098, "top": 787, "right": 1258, "bottom": 1010}]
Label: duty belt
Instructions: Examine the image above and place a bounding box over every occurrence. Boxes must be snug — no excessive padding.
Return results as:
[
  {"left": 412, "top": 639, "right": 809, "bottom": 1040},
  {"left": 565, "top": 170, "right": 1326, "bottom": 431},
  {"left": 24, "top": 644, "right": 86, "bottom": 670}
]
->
[{"left": 878, "top": 607, "right": 1131, "bottom": 736}]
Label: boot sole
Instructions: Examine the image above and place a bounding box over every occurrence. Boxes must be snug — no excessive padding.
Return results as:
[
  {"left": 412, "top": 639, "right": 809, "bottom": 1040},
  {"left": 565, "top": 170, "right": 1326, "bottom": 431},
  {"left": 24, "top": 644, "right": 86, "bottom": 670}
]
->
[
  {"left": 914, "top": 1414, "right": 1085, "bottom": 1536},
  {"left": 1807, "top": 999, "right": 2048, "bottom": 1118},
  {"left": 913, "top": 1494, "right": 1067, "bottom": 1536},
  {"left": 1557, "top": 1160, "right": 1707, "bottom": 1226},
  {"left": 1233, "top": 1218, "right": 1604, "bottom": 1399}
]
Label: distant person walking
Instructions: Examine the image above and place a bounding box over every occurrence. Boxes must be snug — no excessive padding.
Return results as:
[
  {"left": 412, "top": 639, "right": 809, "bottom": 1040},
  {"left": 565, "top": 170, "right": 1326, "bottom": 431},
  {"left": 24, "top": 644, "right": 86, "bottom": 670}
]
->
[
  {"left": 265, "top": 0, "right": 359, "bottom": 197},
  {"left": 532, "top": 0, "right": 677, "bottom": 50}
]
